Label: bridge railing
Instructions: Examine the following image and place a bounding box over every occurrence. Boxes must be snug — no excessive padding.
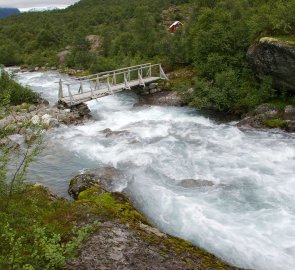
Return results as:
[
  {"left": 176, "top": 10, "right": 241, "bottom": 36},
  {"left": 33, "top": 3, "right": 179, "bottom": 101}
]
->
[{"left": 58, "top": 63, "right": 167, "bottom": 103}]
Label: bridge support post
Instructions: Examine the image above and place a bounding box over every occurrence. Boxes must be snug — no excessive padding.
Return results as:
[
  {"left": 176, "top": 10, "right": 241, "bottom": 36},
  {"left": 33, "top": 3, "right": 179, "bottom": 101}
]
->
[
  {"left": 159, "top": 64, "right": 168, "bottom": 80},
  {"left": 124, "top": 72, "right": 131, "bottom": 90},
  {"left": 147, "top": 64, "right": 152, "bottom": 77},
  {"left": 58, "top": 79, "right": 64, "bottom": 99},
  {"left": 95, "top": 76, "right": 100, "bottom": 90},
  {"left": 138, "top": 70, "right": 145, "bottom": 87},
  {"left": 67, "top": 84, "right": 74, "bottom": 106},
  {"left": 78, "top": 81, "right": 84, "bottom": 94},
  {"left": 107, "top": 76, "right": 112, "bottom": 93},
  {"left": 113, "top": 72, "right": 116, "bottom": 85}
]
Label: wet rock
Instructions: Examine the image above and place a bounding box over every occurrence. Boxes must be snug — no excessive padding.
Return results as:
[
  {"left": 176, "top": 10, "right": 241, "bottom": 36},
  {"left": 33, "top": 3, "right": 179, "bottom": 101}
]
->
[
  {"left": 90, "top": 167, "right": 122, "bottom": 190},
  {"left": 71, "top": 103, "right": 91, "bottom": 118},
  {"left": 69, "top": 174, "right": 102, "bottom": 199},
  {"left": 284, "top": 105, "right": 295, "bottom": 120},
  {"left": 177, "top": 179, "right": 214, "bottom": 188},
  {"left": 137, "top": 91, "right": 185, "bottom": 107},
  {"left": 47, "top": 118, "right": 59, "bottom": 127},
  {"left": 247, "top": 37, "right": 295, "bottom": 92},
  {"left": 0, "top": 116, "right": 15, "bottom": 129},
  {"left": 102, "top": 128, "right": 130, "bottom": 138},
  {"left": 285, "top": 120, "right": 295, "bottom": 132},
  {"left": 28, "top": 105, "right": 37, "bottom": 112},
  {"left": 148, "top": 82, "right": 159, "bottom": 90},
  {"left": 0, "top": 137, "right": 19, "bottom": 150},
  {"left": 41, "top": 114, "right": 52, "bottom": 123},
  {"left": 31, "top": 115, "right": 40, "bottom": 125},
  {"left": 69, "top": 167, "right": 123, "bottom": 199},
  {"left": 238, "top": 103, "right": 295, "bottom": 132},
  {"left": 237, "top": 104, "right": 280, "bottom": 129},
  {"left": 245, "top": 104, "right": 279, "bottom": 118}
]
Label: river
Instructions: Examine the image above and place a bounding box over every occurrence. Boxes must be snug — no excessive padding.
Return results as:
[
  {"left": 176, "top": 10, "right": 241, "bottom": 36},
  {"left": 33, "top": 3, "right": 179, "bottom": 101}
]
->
[{"left": 13, "top": 69, "right": 295, "bottom": 270}]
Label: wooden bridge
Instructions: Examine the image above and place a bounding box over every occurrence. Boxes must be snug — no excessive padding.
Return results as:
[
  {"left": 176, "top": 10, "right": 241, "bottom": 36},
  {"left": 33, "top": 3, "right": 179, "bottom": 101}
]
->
[{"left": 58, "top": 63, "right": 168, "bottom": 106}]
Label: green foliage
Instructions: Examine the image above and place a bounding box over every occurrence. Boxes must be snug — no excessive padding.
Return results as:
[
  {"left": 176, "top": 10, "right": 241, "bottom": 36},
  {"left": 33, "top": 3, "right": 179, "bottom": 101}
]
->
[
  {"left": 183, "top": 0, "right": 292, "bottom": 113},
  {"left": 0, "top": 186, "right": 100, "bottom": 270},
  {"left": 0, "top": 0, "right": 294, "bottom": 112},
  {"left": 0, "top": 70, "right": 40, "bottom": 105},
  {"left": 264, "top": 118, "right": 287, "bottom": 128}
]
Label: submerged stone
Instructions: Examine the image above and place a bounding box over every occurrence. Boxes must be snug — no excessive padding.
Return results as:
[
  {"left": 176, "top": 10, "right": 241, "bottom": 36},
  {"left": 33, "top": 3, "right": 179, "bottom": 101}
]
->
[{"left": 177, "top": 179, "right": 215, "bottom": 188}]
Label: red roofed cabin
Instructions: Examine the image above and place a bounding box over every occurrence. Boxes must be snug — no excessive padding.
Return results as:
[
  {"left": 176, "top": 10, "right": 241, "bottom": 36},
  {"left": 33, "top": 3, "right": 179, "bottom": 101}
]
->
[{"left": 168, "top": 21, "right": 182, "bottom": 33}]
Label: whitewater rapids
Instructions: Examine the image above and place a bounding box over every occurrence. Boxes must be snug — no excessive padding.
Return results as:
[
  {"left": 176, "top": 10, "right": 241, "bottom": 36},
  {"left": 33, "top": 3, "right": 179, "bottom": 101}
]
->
[{"left": 14, "top": 70, "right": 295, "bottom": 270}]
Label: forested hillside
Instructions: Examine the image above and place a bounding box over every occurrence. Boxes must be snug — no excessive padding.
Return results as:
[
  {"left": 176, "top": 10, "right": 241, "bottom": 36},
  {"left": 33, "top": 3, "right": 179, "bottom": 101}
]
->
[{"left": 0, "top": 0, "right": 294, "bottom": 113}]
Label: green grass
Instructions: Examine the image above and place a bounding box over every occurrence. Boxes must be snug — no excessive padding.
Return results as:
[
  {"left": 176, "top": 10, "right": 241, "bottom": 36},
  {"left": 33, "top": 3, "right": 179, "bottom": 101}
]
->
[{"left": 264, "top": 118, "right": 287, "bottom": 128}]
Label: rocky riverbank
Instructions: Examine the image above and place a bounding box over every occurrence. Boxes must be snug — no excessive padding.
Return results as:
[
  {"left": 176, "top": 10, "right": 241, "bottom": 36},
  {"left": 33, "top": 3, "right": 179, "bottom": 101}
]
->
[
  {"left": 135, "top": 82, "right": 186, "bottom": 107},
  {"left": 64, "top": 169, "right": 243, "bottom": 270},
  {"left": 237, "top": 103, "right": 295, "bottom": 132},
  {"left": 0, "top": 100, "right": 91, "bottom": 148}
]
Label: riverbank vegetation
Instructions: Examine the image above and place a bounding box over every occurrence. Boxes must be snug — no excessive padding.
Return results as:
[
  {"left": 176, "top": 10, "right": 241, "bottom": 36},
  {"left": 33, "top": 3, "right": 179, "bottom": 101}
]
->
[
  {"left": 0, "top": 0, "right": 294, "bottom": 114},
  {"left": 0, "top": 69, "right": 39, "bottom": 107}
]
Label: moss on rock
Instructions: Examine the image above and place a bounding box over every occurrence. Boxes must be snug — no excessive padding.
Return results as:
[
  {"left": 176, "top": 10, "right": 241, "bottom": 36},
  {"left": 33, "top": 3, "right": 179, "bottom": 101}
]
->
[{"left": 72, "top": 184, "right": 242, "bottom": 269}]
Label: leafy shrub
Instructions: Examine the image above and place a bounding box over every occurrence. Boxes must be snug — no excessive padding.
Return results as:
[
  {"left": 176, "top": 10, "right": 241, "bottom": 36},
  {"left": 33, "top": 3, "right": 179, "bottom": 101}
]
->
[
  {"left": 0, "top": 70, "right": 40, "bottom": 105},
  {"left": 0, "top": 218, "right": 98, "bottom": 270}
]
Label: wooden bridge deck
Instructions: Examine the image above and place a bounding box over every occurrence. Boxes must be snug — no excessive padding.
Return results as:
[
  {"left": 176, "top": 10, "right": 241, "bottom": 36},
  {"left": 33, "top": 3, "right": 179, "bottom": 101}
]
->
[{"left": 58, "top": 63, "right": 167, "bottom": 106}]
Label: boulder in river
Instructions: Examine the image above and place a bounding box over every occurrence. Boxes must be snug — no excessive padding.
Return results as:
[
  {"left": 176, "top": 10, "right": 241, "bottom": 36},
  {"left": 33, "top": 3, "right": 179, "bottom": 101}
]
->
[
  {"left": 68, "top": 167, "right": 122, "bottom": 199},
  {"left": 102, "top": 128, "right": 130, "bottom": 138},
  {"left": 69, "top": 174, "right": 102, "bottom": 199},
  {"left": 177, "top": 179, "right": 214, "bottom": 188}
]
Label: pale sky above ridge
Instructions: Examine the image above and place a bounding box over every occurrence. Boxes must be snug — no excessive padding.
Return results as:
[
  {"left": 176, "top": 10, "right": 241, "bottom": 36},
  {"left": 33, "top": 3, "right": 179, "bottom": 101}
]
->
[{"left": 0, "top": 0, "right": 80, "bottom": 11}]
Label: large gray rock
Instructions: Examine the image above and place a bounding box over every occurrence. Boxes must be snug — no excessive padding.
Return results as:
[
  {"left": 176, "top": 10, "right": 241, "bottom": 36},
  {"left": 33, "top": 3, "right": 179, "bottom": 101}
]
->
[
  {"left": 70, "top": 102, "right": 91, "bottom": 118},
  {"left": 286, "top": 120, "right": 295, "bottom": 132},
  {"left": 137, "top": 91, "right": 185, "bottom": 107},
  {"left": 177, "top": 179, "right": 214, "bottom": 188},
  {"left": 237, "top": 103, "right": 280, "bottom": 129},
  {"left": 57, "top": 50, "right": 70, "bottom": 64},
  {"left": 68, "top": 167, "right": 122, "bottom": 199},
  {"left": 247, "top": 37, "right": 295, "bottom": 92},
  {"left": 69, "top": 174, "right": 102, "bottom": 199},
  {"left": 101, "top": 128, "right": 130, "bottom": 138}
]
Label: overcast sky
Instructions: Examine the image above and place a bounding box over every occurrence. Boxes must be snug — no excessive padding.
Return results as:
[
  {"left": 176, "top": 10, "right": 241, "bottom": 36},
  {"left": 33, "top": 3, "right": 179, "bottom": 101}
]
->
[{"left": 0, "top": 0, "right": 80, "bottom": 11}]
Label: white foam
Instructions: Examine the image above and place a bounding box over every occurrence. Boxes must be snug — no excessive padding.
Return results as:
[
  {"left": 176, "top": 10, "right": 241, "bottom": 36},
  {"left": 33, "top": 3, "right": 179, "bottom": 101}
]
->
[{"left": 15, "top": 70, "right": 295, "bottom": 270}]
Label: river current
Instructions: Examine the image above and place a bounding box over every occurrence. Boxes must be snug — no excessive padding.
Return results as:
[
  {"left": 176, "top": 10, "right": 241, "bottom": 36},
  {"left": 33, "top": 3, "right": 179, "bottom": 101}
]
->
[{"left": 14, "top": 70, "right": 295, "bottom": 270}]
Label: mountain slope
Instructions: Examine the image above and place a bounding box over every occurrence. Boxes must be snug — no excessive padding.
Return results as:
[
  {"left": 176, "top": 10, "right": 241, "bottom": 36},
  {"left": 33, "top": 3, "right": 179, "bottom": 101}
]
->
[{"left": 0, "top": 8, "right": 20, "bottom": 19}]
